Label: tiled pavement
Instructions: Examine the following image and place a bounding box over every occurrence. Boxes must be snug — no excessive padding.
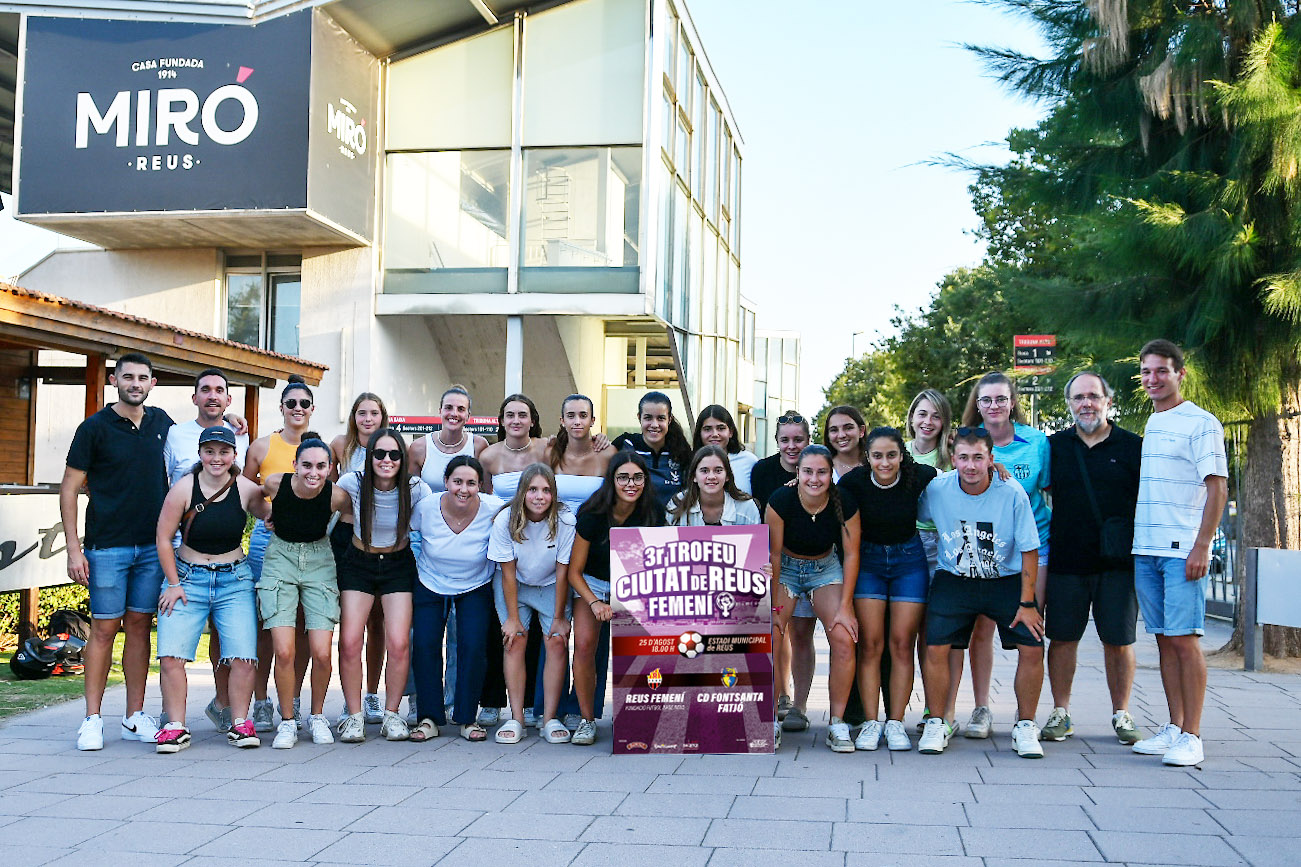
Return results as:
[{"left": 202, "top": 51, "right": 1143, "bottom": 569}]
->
[{"left": 2, "top": 618, "right": 1298, "bottom": 866}]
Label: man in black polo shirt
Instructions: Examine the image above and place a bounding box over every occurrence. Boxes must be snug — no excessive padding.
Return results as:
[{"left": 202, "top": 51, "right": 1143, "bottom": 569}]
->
[
  {"left": 61, "top": 352, "right": 173, "bottom": 751},
  {"left": 1040, "top": 371, "right": 1143, "bottom": 745}
]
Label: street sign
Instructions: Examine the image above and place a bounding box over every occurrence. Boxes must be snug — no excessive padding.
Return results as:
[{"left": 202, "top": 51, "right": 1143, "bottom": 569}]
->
[
  {"left": 1019, "top": 375, "right": 1055, "bottom": 395},
  {"left": 1014, "top": 334, "right": 1056, "bottom": 375}
]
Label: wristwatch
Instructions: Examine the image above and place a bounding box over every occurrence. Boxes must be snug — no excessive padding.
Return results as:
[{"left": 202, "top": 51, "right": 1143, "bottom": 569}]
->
[{"left": 1019, "top": 600, "right": 1038, "bottom": 609}]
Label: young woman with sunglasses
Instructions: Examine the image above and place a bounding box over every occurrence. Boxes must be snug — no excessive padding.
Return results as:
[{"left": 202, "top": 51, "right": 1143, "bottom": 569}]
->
[
  {"left": 334, "top": 430, "right": 430, "bottom": 744},
  {"left": 243, "top": 375, "right": 317, "bottom": 732},
  {"left": 329, "top": 393, "right": 390, "bottom": 726},
  {"left": 568, "top": 453, "right": 665, "bottom": 745},
  {"left": 409, "top": 456, "right": 504, "bottom": 742},
  {"left": 488, "top": 462, "right": 575, "bottom": 745},
  {"left": 766, "top": 444, "right": 860, "bottom": 752},
  {"left": 612, "top": 391, "right": 693, "bottom": 509},
  {"left": 667, "top": 445, "right": 761, "bottom": 527},
  {"left": 947, "top": 372, "right": 1051, "bottom": 740},
  {"left": 692, "top": 405, "right": 759, "bottom": 494}
]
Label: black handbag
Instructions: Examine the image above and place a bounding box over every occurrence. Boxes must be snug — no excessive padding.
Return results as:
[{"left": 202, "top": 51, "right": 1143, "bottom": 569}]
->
[{"left": 1073, "top": 442, "right": 1133, "bottom": 565}]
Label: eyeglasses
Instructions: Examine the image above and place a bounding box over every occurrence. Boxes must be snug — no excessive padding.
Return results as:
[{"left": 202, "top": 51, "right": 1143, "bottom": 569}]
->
[
  {"left": 283, "top": 398, "right": 312, "bottom": 410},
  {"left": 1068, "top": 393, "right": 1106, "bottom": 404},
  {"left": 615, "top": 473, "right": 646, "bottom": 485},
  {"left": 371, "top": 449, "right": 402, "bottom": 461},
  {"left": 955, "top": 426, "right": 993, "bottom": 440},
  {"left": 976, "top": 395, "right": 1011, "bottom": 407}
]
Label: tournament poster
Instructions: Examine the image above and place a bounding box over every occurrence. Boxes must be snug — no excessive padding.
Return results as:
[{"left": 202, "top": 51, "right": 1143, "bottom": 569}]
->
[{"left": 610, "top": 525, "right": 773, "bottom": 754}]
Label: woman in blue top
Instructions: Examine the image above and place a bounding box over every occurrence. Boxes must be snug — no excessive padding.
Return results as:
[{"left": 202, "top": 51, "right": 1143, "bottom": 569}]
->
[
  {"left": 947, "top": 371, "right": 1051, "bottom": 740},
  {"left": 611, "top": 391, "right": 693, "bottom": 509}
]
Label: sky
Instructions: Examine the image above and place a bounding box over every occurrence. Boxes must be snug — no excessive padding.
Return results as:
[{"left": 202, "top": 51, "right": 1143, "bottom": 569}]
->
[{"left": 0, "top": 0, "right": 1048, "bottom": 417}]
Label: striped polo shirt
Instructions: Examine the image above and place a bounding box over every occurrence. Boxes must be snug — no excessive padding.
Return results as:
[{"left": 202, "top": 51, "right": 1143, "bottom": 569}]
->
[{"left": 1133, "top": 400, "right": 1227, "bottom": 560}]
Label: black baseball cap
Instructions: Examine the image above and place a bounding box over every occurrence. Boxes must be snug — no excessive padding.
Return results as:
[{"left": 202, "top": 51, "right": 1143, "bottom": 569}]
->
[{"left": 197, "top": 427, "right": 237, "bottom": 449}]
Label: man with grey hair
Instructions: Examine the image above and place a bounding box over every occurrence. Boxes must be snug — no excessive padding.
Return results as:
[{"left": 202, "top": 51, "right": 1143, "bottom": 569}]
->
[{"left": 1040, "top": 370, "right": 1144, "bottom": 745}]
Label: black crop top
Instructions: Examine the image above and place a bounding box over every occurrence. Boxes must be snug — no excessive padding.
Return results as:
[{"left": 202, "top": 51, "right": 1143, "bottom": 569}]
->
[
  {"left": 838, "top": 464, "right": 938, "bottom": 546},
  {"left": 184, "top": 474, "right": 247, "bottom": 555},
  {"left": 270, "top": 473, "right": 333, "bottom": 542},
  {"left": 766, "top": 484, "right": 858, "bottom": 557}
]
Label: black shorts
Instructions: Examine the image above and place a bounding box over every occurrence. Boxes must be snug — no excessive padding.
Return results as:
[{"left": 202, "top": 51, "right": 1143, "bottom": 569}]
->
[
  {"left": 329, "top": 519, "right": 353, "bottom": 564},
  {"left": 925, "top": 571, "right": 1042, "bottom": 650},
  {"left": 1044, "top": 569, "right": 1137, "bottom": 646},
  {"left": 336, "top": 544, "right": 416, "bottom": 596}
]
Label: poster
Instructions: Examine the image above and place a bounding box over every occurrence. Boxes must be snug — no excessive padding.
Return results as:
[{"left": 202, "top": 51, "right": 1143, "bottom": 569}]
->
[{"left": 610, "top": 525, "right": 773, "bottom": 754}]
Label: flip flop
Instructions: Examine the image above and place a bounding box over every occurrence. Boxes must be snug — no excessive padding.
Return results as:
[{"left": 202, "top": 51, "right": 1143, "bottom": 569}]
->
[
  {"left": 542, "top": 718, "right": 571, "bottom": 744},
  {"left": 494, "top": 719, "right": 524, "bottom": 744},
  {"left": 460, "top": 723, "right": 487, "bottom": 742},
  {"left": 409, "top": 718, "right": 439, "bottom": 742}
]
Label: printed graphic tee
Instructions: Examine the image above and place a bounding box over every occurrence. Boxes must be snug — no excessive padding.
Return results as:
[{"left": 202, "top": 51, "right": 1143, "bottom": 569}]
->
[{"left": 918, "top": 473, "right": 1040, "bottom": 579}]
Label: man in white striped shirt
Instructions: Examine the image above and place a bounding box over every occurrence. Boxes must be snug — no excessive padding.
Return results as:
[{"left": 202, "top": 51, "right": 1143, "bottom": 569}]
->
[{"left": 1130, "top": 339, "right": 1228, "bottom": 767}]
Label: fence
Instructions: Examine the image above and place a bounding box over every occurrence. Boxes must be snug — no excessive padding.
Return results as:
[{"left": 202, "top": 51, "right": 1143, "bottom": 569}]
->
[{"left": 1205, "top": 421, "right": 1247, "bottom": 622}]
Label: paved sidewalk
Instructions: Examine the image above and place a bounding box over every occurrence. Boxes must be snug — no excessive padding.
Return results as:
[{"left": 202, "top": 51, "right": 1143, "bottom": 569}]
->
[{"left": 1, "top": 619, "right": 1297, "bottom": 866}]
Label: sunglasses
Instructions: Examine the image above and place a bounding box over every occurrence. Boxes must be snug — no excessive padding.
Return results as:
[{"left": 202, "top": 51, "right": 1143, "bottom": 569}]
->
[
  {"left": 955, "top": 426, "right": 993, "bottom": 440},
  {"left": 777, "top": 412, "right": 806, "bottom": 424},
  {"left": 371, "top": 449, "right": 402, "bottom": 461},
  {"left": 283, "top": 398, "right": 312, "bottom": 410}
]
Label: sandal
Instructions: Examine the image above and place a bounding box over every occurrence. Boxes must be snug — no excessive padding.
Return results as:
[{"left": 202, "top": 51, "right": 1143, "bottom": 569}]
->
[
  {"left": 461, "top": 723, "right": 487, "bottom": 742},
  {"left": 542, "top": 718, "right": 571, "bottom": 744},
  {"left": 409, "top": 718, "right": 439, "bottom": 742},
  {"left": 494, "top": 719, "right": 524, "bottom": 744}
]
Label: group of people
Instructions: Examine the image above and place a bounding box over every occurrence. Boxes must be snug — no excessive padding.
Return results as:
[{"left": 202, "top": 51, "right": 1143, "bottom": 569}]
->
[{"left": 62, "top": 337, "right": 1226, "bottom": 767}]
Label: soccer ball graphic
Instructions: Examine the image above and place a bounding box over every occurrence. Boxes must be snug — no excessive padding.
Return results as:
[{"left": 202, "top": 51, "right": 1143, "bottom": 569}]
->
[{"left": 677, "top": 632, "right": 704, "bottom": 658}]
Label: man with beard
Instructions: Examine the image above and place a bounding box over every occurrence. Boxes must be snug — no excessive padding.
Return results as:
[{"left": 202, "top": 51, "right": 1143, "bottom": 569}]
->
[
  {"left": 1040, "top": 371, "right": 1143, "bottom": 747},
  {"left": 61, "top": 353, "right": 173, "bottom": 750}
]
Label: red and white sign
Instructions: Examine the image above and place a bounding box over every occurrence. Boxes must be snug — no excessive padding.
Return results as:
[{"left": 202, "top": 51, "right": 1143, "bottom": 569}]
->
[{"left": 1013, "top": 334, "right": 1056, "bottom": 375}]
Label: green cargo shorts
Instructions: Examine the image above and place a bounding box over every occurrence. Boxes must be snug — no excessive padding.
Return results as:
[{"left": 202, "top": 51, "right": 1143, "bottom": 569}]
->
[{"left": 257, "top": 536, "right": 339, "bottom": 631}]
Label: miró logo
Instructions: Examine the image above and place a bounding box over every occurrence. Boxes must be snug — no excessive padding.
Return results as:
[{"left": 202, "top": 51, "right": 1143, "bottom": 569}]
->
[{"left": 326, "top": 97, "right": 366, "bottom": 159}]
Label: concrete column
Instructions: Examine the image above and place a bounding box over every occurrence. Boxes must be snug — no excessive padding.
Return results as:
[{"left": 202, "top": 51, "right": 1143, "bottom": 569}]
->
[{"left": 505, "top": 315, "right": 524, "bottom": 395}]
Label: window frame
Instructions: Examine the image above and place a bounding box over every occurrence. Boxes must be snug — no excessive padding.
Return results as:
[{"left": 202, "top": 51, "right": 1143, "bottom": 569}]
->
[{"left": 223, "top": 252, "right": 302, "bottom": 355}]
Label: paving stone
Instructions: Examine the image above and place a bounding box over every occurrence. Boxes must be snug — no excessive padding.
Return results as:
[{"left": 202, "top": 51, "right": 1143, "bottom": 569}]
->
[
  {"left": 977, "top": 766, "right": 1094, "bottom": 786},
  {"left": 433, "top": 838, "right": 582, "bottom": 864},
  {"left": 294, "top": 782, "right": 424, "bottom": 806},
  {"left": 310, "top": 831, "right": 457, "bottom": 865},
  {"left": 253, "top": 761, "right": 372, "bottom": 784},
  {"left": 860, "top": 781, "right": 975, "bottom": 803},
  {"left": 959, "top": 827, "right": 1103, "bottom": 861},
  {"left": 752, "top": 775, "right": 860, "bottom": 798},
  {"left": 615, "top": 792, "right": 734, "bottom": 818},
  {"left": 14, "top": 772, "right": 139, "bottom": 795},
  {"left": 0, "top": 845, "right": 73, "bottom": 867},
  {"left": 704, "top": 817, "right": 833, "bottom": 850},
  {"left": 647, "top": 774, "right": 757, "bottom": 795},
  {"left": 844, "top": 800, "right": 966, "bottom": 826},
  {"left": 235, "top": 802, "right": 376, "bottom": 831},
  {"left": 580, "top": 815, "right": 712, "bottom": 845},
  {"left": 194, "top": 779, "right": 322, "bottom": 802},
  {"left": 573, "top": 843, "right": 712, "bottom": 867},
  {"left": 674, "top": 754, "right": 779, "bottom": 776},
  {"left": 399, "top": 786, "right": 524, "bottom": 812},
  {"left": 1085, "top": 804, "right": 1223, "bottom": 834},
  {"left": 136, "top": 797, "right": 269, "bottom": 825},
  {"left": 708, "top": 849, "right": 844, "bottom": 867},
  {"left": 342, "top": 805, "right": 481, "bottom": 836},
  {"left": 188, "top": 825, "right": 341, "bottom": 860},
  {"left": 509, "top": 790, "right": 624, "bottom": 815},
  {"left": 84, "top": 819, "right": 234, "bottom": 854},
  {"left": 962, "top": 802, "right": 1094, "bottom": 829},
  {"left": 1083, "top": 786, "right": 1215, "bottom": 808},
  {"left": 1197, "top": 788, "right": 1301, "bottom": 810},
  {"left": 1225, "top": 835, "right": 1300, "bottom": 866},
  {"left": 458, "top": 810, "right": 594, "bottom": 840},
  {"left": 1196, "top": 770, "right": 1301, "bottom": 790},
  {"left": 543, "top": 770, "right": 658, "bottom": 792},
  {"left": 580, "top": 755, "right": 685, "bottom": 775},
  {"left": 846, "top": 857, "right": 981, "bottom": 867},
  {"left": 729, "top": 794, "right": 846, "bottom": 821},
  {"left": 1080, "top": 767, "right": 1205, "bottom": 788},
  {"left": 42, "top": 851, "right": 186, "bottom": 867},
  {"left": 1091, "top": 830, "right": 1249, "bottom": 865},
  {"left": 1208, "top": 808, "right": 1301, "bottom": 836},
  {"left": 831, "top": 822, "right": 965, "bottom": 855},
  {"left": 1, "top": 815, "right": 122, "bottom": 847},
  {"left": 446, "top": 768, "right": 559, "bottom": 790}
]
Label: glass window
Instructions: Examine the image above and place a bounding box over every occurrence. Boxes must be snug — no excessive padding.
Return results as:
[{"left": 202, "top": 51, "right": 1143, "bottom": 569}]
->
[
  {"left": 658, "top": 164, "right": 674, "bottom": 322},
  {"left": 676, "top": 41, "right": 693, "bottom": 103},
  {"left": 692, "top": 73, "right": 707, "bottom": 202},
  {"left": 701, "top": 232, "right": 716, "bottom": 335},
  {"left": 729, "top": 260, "right": 740, "bottom": 339},
  {"left": 521, "top": 147, "right": 642, "bottom": 268},
  {"left": 673, "top": 181, "right": 690, "bottom": 327},
  {"left": 722, "top": 126, "right": 733, "bottom": 216},
  {"left": 783, "top": 363, "right": 797, "bottom": 400},
  {"left": 675, "top": 110, "right": 690, "bottom": 181},
  {"left": 661, "top": 88, "right": 675, "bottom": 159},
  {"left": 717, "top": 239, "right": 731, "bottom": 338},
  {"left": 732, "top": 152, "right": 742, "bottom": 254},
  {"left": 388, "top": 28, "right": 513, "bottom": 150},
  {"left": 784, "top": 337, "right": 798, "bottom": 364},
  {"left": 523, "top": 0, "right": 646, "bottom": 146},
  {"left": 688, "top": 206, "right": 703, "bottom": 333},
  {"left": 700, "top": 335, "right": 715, "bottom": 406},
  {"left": 225, "top": 273, "right": 263, "bottom": 349},
  {"left": 706, "top": 101, "right": 721, "bottom": 223},
  {"left": 270, "top": 273, "right": 301, "bottom": 356},
  {"left": 384, "top": 150, "right": 511, "bottom": 272},
  {"left": 721, "top": 339, "right": 734, "bottom": 409},
  {"left": 661, "top": 10, "right": 676, "bottom": 90},
  {"left": 767, "top": 342, "right": 782, "bottom": 391},
  {"left": 225, "top": 254, "right": 301, "bottom": 355}
]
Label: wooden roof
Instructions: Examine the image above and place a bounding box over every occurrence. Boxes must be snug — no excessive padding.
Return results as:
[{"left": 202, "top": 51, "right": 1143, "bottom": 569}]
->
[{"left": 0, "top": 282, "right": 327, "bottom": 387}]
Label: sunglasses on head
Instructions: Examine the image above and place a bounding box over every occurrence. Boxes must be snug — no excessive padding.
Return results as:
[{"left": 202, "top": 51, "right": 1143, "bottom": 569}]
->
[
  {"left": 371, "top": 449, "right": 402, "bottom": 461},
  {"left": 778, "top": 412, "right": 805, "bottom": 424},
  {"left": 955, "top": 426, "right": 993, "bottom": 440},
  {"left": 283, "top": 398, "right": 312, "bottom": 410}
]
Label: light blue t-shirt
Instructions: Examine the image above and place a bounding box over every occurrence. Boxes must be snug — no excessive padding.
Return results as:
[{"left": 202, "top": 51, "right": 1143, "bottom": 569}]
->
[
  {"left": 918, "top": 472, "right": 1041, "bottom": 579},
  {"left": 987, "top": 422, "right": 1051, "bottom": 546}
]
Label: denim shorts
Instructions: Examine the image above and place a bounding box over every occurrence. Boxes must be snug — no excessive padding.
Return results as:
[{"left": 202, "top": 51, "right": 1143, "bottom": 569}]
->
[
  {"left": 494, "top": 577, "right": 571, "bottom": 635},
  {"left": 246, "top": 519, "right": 272, "bottom": 578},
  {"left": 1134, "top": 555, "right": 1206, "bottom": 636},
  {"left": 157, "top": 559, "right": 258, "bottom": 662},
  {"left": 572, "top": 575, "right": 611, "bottom": 604},
  {"left": 918, "top": 529, "right": 939, "bottom": 579},
  {"left": 779, "top": 551, "right": 843, "bottom": 599},
  {"left": 85, "top": 545, "right": 164, "bottom": 619},
  {"left": 854, "top": 536, "right": 930, "bottom": 603},
  {"left": 257, "top": 536, "right": 339, "bottom": 631}
]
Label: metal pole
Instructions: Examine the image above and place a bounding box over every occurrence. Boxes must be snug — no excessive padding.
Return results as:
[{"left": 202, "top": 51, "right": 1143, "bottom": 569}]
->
[{"left": 1243, "top": 547, "right": 1262, "bottom": 671}]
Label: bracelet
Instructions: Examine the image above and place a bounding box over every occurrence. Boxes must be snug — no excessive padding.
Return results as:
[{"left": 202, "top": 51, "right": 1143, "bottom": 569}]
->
[
  {"left": 590, "top": 599, "right": 601, "bottom": 608},
  {"left": 167, "top": 581, "right": 182, "bottom": 588}
]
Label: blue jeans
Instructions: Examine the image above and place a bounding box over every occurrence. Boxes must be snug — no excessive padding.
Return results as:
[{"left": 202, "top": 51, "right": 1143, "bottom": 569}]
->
[
  {"left": 1134, "top": 555, "right": 1206, "bottom": 636},
  {"left": 854, "top": 536, "right": 930, "bottom": 603},
  {"left": 560, "top": 575, "right": 610, "bottom": 719},
  {"left": 412, "top": 580, "right": 493, "bottom": 725},
  {"left": 85, "top": 545, "right": 163, "bottom": 619},
  {"left": 246, "top": 520, "right": 272, "bottom": 579},
  {"left": 157, "top": 560, "right": 258, "bottom": 661}
]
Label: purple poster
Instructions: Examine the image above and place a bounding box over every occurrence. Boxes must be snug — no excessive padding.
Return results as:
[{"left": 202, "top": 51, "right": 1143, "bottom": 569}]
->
[{"left": 610, "top": 525, "right": 773, "bottom": 754}]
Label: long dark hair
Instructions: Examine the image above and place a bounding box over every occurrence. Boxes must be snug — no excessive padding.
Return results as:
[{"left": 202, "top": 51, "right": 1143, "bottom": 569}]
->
[
  {"left": 797, "top": 445, "right": 845, "bottom": 529},
  {"left": 359, "top": 428, "right": 411, "bottom": 549},
  {"left": 638, "top": 391, "right": 692, "bottom": 468},
  {"left": 579, "top": 452, "right": 665, "bottom": 527},
  {"left": 343, "top": 392, "right": 388, "bottom": 469},
  {"left": 865, "top": 426, "right": 919, "bottom": 492},
  {"left": 670, "top": 445, "right": 752, "bottom": 524},
  {"left": 691, "top": 404, "right": 742, "bottom": 455},
  {"left": 823, "top": 405, "right": 867, "bottom": 465},
  {"left": 550, "top": 393, "right": 594, "bottom": 470},
  {"left": 496, "top": 393, "right": 543, "bottom": 442}
]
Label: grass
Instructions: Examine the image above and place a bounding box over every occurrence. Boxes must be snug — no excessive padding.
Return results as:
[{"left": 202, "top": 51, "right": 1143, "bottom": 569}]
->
[{"left": 0, "top": 630, "right": 210, "bottom": 721}]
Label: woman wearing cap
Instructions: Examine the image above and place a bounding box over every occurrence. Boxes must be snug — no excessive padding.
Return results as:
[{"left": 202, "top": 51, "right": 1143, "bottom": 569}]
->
[{"left": 153, "top": 427, "right": 271, "bottom": 753}]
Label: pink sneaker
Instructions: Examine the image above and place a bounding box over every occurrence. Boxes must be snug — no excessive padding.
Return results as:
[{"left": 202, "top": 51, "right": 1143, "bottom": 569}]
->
[
  {"left": 227, "top": 718, "right": 260, "bottom": 749},
  {"left": 155, "top": 724, "right": 191, "bottom": 754}
]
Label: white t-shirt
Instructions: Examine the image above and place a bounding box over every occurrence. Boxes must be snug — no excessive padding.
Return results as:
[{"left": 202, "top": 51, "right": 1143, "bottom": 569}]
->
[
  {"left": 728, "top": 449, "right": 759, "bottom": 494},
  {"left": 1133, "top": 400, "right": 1227, "bottom": 560},
  {"left": 163, "top": 420, "right": 249, "bottom": 486},
  {"left": 412, "top": 493, "right": 503, "bottom": 594},
  {"left": 488, "top": 508, "right": 575, "bottom": 587},
  {"left": 336, "top": 472, "right": 432, "bottom": 549}
]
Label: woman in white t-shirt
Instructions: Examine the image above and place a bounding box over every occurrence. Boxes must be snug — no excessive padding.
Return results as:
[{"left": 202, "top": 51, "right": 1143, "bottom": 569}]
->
[
  {"left": 692, "top": 404, "right": 759, "bottom": 494},
  {"left": 488, "top": 463, "right": 576, "bottom": 745}
]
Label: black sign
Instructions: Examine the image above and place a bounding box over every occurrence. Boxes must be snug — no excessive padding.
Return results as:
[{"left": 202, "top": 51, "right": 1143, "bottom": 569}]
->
[
  {"left": 18, "top": 14, "right": 312, "bottom": 215},
  {"left": 1014, "top": 345, "right": 1056, "bottom": 367}
]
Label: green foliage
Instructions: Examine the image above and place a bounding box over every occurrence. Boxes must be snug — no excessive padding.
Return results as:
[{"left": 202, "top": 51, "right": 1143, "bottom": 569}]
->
[{"left": 0, "top": 584, "right": 90, "bottom": 641}]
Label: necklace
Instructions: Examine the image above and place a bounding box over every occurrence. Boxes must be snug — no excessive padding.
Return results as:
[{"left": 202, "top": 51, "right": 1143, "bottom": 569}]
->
[
  {"left": 504, "top": 437, "right": 532, "bottom": 453},
  {"left": 442, "top": 499, "right": 475, "bottom": 532},
  {"left": 437, "top": 428, "right": 467, "bottom": 451},
  {"left": 797, "top": 490, "right": 828, "bottom": 522},
  {"left": 871, "top": 474, "right": 900, "bottom": 490},
  {"left": 834, "top": 459, "right": 858, "bottom": 477}
]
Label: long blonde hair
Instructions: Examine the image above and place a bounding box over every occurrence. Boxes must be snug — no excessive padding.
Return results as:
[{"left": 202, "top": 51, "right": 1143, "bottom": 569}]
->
[
  {"left": 507, "top": 463, "right": 562, "bottom": 543},
  {"left": 906, "top": 389, "right": 953, "bottom": 471}
]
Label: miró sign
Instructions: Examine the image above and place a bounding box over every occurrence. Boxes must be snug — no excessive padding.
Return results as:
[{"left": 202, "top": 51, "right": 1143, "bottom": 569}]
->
[
  {"left": 75, "top": 84, "right": 260, "bottom": 149},
  {"left": 325, "top": 97, "right": 365, "bottom": 158}
]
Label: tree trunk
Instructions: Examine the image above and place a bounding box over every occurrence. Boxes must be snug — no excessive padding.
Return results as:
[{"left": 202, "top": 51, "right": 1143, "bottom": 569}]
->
[{"left": 1224, "top": 379, "right": 1301, "bottom": 655}]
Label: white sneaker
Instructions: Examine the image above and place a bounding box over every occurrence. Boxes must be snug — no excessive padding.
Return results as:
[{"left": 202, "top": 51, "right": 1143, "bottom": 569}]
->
[
  {"left": 1132, "top": 722, "right": 1182, "bottom": 755},
  {"left": 1162, "top": 731, "right": 1204, "bottom": 766},
  {"left": 121, "top": 711, "right": 159, "bottom": 743},
  {"left": 363, "top": 693, "right": 383, "bottom": 725},
  {"left": 825, "top": 717, "right": 854, "bottom": 753},
  {"left": 1012, "top": 719, "right": 1044, "bottom": 758},
  {"left": 964, "top": 705, "right": 992, "bottom": 739},
  {"left": 308, "top": 714, "right": 334, "bottom": 744},
  {"left": 338, "top": 712, "right": 365, "bottom": 744},
  {"left": 571, "top": 718, "right": 597, "bottom": 745},
  {"left": 272, "top": 719, "right": 298, "bottom": 749},
  {"left": 918, "top": 716, "right": 951, "bottom": 754},
  {"left": 854, "top": 720, "right": 882, "bottom": 751},
  {"left": 883, "top": 719, "right": 911, "bottom": 751},
  {"left": 381, "top": 710, "right": 410, "bottom": 741},
  {"left": 77, "top": 715, "right": 104, "bottom": 751}
]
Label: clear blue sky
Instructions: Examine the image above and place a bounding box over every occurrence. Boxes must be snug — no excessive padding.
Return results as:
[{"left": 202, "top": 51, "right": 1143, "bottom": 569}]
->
[{"left": 0, "top": 0, "right": 1046, "bottom": 415}]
